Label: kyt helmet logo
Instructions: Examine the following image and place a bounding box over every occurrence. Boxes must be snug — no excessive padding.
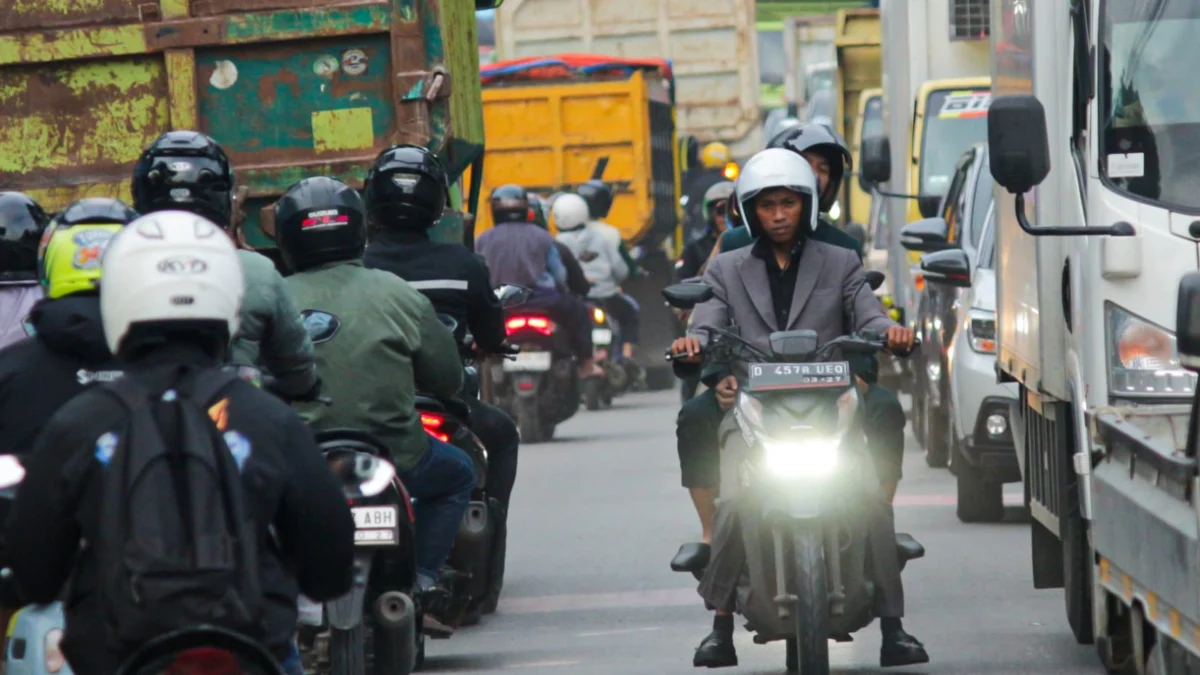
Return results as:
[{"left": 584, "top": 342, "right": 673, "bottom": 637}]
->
[{"left": 157, "top": 256, "right": 208, "bottom": 274}]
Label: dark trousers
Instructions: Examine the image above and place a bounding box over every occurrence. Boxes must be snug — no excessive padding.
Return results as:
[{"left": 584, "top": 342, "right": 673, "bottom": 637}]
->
[
  {"left": 600, "top": 294, "right": 641, "bottom": 345},
  {"left": 399, "top": 437, "right": 476, "bottom": 581},
  {"left": 526, "top": 288, "right": 593, "bottom": 359},
  {"left": 676, "top": 384, "right": 906, "bottom": 489},
  {"left": 466, "top": 397, "right": 520, "bottom": 511}
]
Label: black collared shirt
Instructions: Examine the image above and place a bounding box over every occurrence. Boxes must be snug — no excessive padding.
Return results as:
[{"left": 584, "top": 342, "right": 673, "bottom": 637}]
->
[{"left": 752, "top": 237, "right": 805, "bottom": 329}]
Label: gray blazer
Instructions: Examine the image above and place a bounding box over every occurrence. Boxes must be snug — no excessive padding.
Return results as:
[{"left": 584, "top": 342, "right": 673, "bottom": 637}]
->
[{"left": 688, "top": 239, "right": 895, "bottom": 381}]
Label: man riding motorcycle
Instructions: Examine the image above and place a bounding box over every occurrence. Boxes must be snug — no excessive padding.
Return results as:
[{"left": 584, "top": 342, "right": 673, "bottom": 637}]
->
[
  {"left": 669, "top": 149, "right": 928, "bottom": 668},
  {"left": 681, "top": 142, "right": 734, "bottom": 240},
  {"left": 277, "top": 176, "right": 473, "bottom": 636},
  {"left": 475, "top": 185, "right": 598, "bottom": 378},
  {"left": 0, "top": 192, "right": 50, "bottom": 349},
  {"left": 0, "top": 198, "right": 138, "bottom": 455},
  {"left": 532, "top": 193, "right": 591, "bottom": 298},
  {"left": 131, "top": 130, "right": 320, "bottom": 400},
  {"left": 360, "top": 146, "right": 522, "bottom": 584},
  {"left": 575, "top": 181, "right": 641, "bottom": 277},
  {"left": 551, "top": 192, "right": 633, "bottom": 342},
  {"left": 3, "top": 210, "right": 355, "bottom": 675}
]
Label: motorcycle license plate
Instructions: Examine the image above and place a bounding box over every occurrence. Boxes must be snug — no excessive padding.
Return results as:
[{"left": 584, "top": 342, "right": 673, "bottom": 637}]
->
[
  {"left": 352, "top": 506, "right": 398, "bottom": 546},
  {"left": 747, "top": 361, "right": 852, "bottom": 392},
  {"left": 592, "top": 328, "right": 613, "bottom": 346},
  {"left": 503, "top": 350, "right": 553, "bottom": 372}
]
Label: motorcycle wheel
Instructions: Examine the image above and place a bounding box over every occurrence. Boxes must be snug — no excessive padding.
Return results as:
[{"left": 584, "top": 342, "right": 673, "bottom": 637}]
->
[
  {"left": 514, "top": 397, "right": 544, "bottom": 443},
  {"left": 330, "top": 624, "right": 366, "bottom": 675},
  {"left": 584, "top": 377, "right": 603, "bottom": 411},
  {"left": 784, "top": 529, "right": 830, "bottom": 675}
]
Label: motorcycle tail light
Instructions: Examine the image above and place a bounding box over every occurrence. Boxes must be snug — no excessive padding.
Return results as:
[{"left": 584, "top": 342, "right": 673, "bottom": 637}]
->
[
  {"left": 506, "top": 315, "right": 555, "bottom": 336},
  {"left": 421, "top": 412, "right": 450, "bottom": 442},
  {"left": 162, "top": 647, "right": 241, "bottom": 675}
]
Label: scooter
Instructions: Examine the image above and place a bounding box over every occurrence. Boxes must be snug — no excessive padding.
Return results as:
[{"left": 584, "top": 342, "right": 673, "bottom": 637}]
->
[
  {"left": 298, "top": 430, "right": 421, "bottom": 675},
  {"left": 662, "top": 277, "right": 925, "bottom": 675},
  {"left": 583, "top": 303, "right": 623, "bottom": 410}
]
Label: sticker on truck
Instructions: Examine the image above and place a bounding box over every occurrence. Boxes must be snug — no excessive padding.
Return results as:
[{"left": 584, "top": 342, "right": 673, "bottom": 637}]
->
[{"left": 938, "top": 91, "right": 992, "bottom": 119}]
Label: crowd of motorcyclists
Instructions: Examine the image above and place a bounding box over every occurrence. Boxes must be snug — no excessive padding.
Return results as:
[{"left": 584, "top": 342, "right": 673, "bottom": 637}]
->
[{"left": 0, "top": 113, "right": 932, "bottom": 674}]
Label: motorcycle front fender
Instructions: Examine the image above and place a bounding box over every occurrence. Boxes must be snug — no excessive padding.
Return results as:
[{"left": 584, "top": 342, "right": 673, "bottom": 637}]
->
[
  {"left": 761, "top": 482, "right": 824, "bottom": 522},
  {"left": 326, "top": 551, "right": 374, "bottom": 630}
]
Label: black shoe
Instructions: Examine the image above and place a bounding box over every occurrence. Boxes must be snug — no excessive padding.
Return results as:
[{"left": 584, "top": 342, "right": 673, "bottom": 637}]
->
[
  {"left": 880, "top": 629, "right": 930, "bottom": 667},
  {"left": 693, "top": 630, "right": 738, "bottom": 668},
  {"left": 671, "top": 542, "right": 711, "bottom": 573}
]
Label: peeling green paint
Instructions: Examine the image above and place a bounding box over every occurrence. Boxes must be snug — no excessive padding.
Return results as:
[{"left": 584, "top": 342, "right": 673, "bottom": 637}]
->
[{"left": 224, "top": 6, "right": 389, "bottom": 43}]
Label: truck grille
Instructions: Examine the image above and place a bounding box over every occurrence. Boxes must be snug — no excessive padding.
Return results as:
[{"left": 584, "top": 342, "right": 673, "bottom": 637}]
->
[{"left": 950, "top": 0, "right": 991, "bottom": 39}]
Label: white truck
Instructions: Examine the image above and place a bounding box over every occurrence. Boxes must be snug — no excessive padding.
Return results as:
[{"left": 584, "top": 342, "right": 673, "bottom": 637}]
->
[
  {"left": 492, "top": 0, "right": 762, "bottom": 157},
  {"left": 984, "top": 0, "right": 1200, "bottom": 668},
  {"left": 782, "top": 15, "right": 836, "bottom": 117},
  {"left": 877, "top": 0, "right": 991, "bottom": 318}
]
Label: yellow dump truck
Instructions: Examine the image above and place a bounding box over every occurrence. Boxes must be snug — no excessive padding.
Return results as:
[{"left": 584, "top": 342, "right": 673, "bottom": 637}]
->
[
  {"left": 469, "top": 56, "right": 682, "bottom": 389},
  {"left": 833, "top": 8, "right": 881, "bottom": 231}
]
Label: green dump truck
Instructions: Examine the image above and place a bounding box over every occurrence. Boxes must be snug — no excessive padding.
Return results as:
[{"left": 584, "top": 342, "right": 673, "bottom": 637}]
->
[{"left": 0, "top": 0, "right": 497, "bottom": 247}]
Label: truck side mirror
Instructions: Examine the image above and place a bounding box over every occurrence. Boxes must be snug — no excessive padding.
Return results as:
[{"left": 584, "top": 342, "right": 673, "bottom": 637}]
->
[
  {"left": 861, "top": 136, "right": 891, "bottom": 185},
  {"left": 920, "top": 249, "right": 972, "bottom": 288},
  {"left": 475, "top": 0, "right": 504, "bottom": 8},
  {"left": 988, "top": 95, "right": 1051, "bottom": 195},
  {"left": 1177, "top": 272, "right": 1200, "bottom": 370},
  {"left": 900, "top": 217, "right": 951, "bottom": 252},
  {"left": 917, "top": 195, "right": 941, "bottom": 219}
]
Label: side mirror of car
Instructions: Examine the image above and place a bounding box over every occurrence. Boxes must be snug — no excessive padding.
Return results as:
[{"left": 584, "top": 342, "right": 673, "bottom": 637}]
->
[
  {"left": 860, "top": 136, "right": 892, "bottom": 185},
  {"left": 1177, "top": 272, "right": 1200, "bottom": 371},
  {"left": 988, "top": 95, "right": 1051, "bottom": 195},
  {"left": 663, "top": 283, "right": 714, "bottom": 310},
  {"left": 920, "top": 249, "right": 972, "bottom": 288},
  {"left": 900, "top": 217, "right": 951, "bottom": 252}
]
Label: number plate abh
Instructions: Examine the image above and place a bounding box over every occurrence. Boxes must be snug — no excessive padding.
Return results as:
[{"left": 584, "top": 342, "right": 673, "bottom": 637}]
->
[
  {"left": 747, "top": 362, "right": 852, "bottom": 392},
  {"left": 352, "top": 505, "right": 398, "bottom": 547}
]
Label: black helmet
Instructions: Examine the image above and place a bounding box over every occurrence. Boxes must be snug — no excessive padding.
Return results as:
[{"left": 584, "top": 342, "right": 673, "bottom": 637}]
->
[
  {"left": 131, "top": 131, "right": 234, "bottom": 227},
  {"left": 56, "top": 198, "right": 139, "bottom": 227},
  {"left": 576, "top": 180, "right": 613, "bottom": 219},
  {"left": 490, "top": 184, "right": 529, "bottom": 224},
  {"left": 275, "top": 177, "right": 368, "bottom": 272},
  {"left": 779, "top": 124, "right": 852, "bottom": 213},
  {"left": 0, "top": 192, "right": 49, "bottom": 283},
  {"left": 364, "top": 144, "right": 449, "bottom": 230},
  {"left": 526, "top": 192, "right": 549, "bottom": 229}
]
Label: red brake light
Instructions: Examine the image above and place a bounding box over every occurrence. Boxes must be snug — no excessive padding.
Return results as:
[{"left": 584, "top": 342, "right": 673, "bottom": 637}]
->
[
  {"left": 421, "top": 412, "right": 449, "bottom": 442},
  {"left": 506, "top": 315, "right": 554, "bottom": 336},
  {"left": 163, "top": 648, "right": 241, "bottom": 675}
]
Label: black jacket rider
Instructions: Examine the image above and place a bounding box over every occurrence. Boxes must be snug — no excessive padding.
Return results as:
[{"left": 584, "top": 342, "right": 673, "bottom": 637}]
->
[
  {"left": 364, "top": 230, "right": 507, "bottom": 351},
  {"left": 4, "top": 343, "right": 355, "bottom": 675},
  {"left": 0, "top": 295, "right": 121, "bottom": 456}
]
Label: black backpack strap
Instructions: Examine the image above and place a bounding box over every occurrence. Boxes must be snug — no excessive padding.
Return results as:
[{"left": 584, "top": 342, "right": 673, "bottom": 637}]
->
[{"left": 100, "top": 373, "right": 156, "bottom": 412}]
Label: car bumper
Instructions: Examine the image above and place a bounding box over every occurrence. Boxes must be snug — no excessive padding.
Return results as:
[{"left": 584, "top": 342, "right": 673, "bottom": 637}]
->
[{"left": 961, "top": 395, "right": 1022, "bottom": 482}]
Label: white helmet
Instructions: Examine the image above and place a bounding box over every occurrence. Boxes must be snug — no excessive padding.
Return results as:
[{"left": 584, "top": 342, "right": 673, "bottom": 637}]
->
[
  {"left": 100, "top": 210, "right": 245, "bottom": 355},
  {"left": 735, "top": 148, "right": 819, "bottom": 236},
  {"left": 551, "top": 193, "right": 590, "bottom": 231}
]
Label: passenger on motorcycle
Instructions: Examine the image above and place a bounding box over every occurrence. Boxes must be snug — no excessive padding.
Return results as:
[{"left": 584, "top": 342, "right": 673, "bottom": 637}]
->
[
  {"left": 131, "top": 130, "right": 320, "bottom": 400},
  {"left": 361, "top": 145, "right": 522, "bottom": 549},
  {"left": 0, "top": 198, "right": 138, "bottom": 456},
  {"left": 669, "top": 150, "right": 928, "bottom": 668},
  {"left": 551, "top": 193, "right": 632, "bottom": 337},
  {"left": 475, "top": 185, "right": 599, "bottom": 378},
  {"left": 3, "top": 210, "right": 355, "bottom": 675},
  {"left": 276, "top": 176, "right": 473, "bottom": 635},
  {"left": 0, "top": 193, "right": 50, "bottom": 350},
  {"left": 681, "top": 142, "right": 734, "bottom": 240},
  {"left": 539, "top": 193, "right": 594, "bottom": 299}
]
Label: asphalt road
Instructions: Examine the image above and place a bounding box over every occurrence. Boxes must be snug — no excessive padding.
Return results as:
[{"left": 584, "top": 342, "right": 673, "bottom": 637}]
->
[{"left": 426, "top": 390, "right": 1102, "bottom": 675}]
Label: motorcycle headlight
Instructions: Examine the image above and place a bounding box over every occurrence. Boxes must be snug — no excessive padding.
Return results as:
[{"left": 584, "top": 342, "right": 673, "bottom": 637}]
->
[
  {"left": 967, "top": 309, "right": 997, "bottom": 354},
  {"left": 763, "top": 439, "right": 840, "bottom": 478},
  {"left": 1106, "top": 304, "right": 1196, "bottom": 397}
]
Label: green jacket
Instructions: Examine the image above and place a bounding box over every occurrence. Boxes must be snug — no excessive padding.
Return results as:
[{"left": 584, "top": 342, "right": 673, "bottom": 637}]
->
[
  {"left": 229, "top": 249, "right": 318, "bottom": 396},
  {"left": 286, "top": 260, "right": 463, "bottom": 470}
]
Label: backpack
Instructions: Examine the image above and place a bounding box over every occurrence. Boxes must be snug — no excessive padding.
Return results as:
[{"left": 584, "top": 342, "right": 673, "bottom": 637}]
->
[{"left": 94, "top": 366, "right": 264, "bottom": 650}]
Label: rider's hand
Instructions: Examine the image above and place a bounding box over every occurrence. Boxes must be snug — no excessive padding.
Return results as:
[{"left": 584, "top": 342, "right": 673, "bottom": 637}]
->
[
  {"left": 885, "top": 325, "right": 915, "bottom": 352},
  {"left": 715, "top": 375, "right": 739, "bottom": 412},
  {"left": 670, "top": 336, "right": 703, "bottom": 364}
]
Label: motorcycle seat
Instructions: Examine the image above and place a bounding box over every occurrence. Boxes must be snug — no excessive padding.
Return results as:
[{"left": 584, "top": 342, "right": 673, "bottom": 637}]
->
[{"left": 894, "top": 533, "right": 925, "bottom": 563}]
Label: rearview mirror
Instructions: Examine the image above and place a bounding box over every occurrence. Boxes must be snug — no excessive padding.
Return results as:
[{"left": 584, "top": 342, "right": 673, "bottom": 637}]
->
[
  {"left": 1177, "top": 272, "right": 1200, "bottom": 370},
  {"left": 917, "top": 195, "right": 941, "bottom": 219},
  {"left": 988, "top": 95, "right": 1051, "bottom": 195},
  {"left": 920, "top": 249, "right": 972, "bottom": 288},
  {"left": 861, "top": 136, "right": 892, "bottom": 185},
  {"left": 900, "top": 217, "right": 951, "bottom": 252},
  {"left": 495, "top": 284, "right": 532, "bottom": 309},
  {"left": 865, "top": 270, "right": 886, "bottom": 291},
  {"left": 475, "top": 0, "right": 503, "bottom": 8},
  {"left": 663, "top": 283, "right": 714, "bottom": 310}
]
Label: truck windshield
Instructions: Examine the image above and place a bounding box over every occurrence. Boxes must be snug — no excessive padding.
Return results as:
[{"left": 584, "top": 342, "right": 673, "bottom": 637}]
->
[
  {"left": 807, "top": 68, "right": 835, "bottom": 98},
  {"left": 1102, "top": 0, "right": 1200, "bottom": 211},
  {"left": 918, "top": 89, "right": 991, "bottom": 195}
]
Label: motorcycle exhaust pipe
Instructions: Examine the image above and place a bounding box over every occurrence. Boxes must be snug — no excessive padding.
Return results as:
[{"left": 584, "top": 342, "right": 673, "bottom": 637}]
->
[{"left": 373, "top": 591, "right": 418, "bottom": 674}]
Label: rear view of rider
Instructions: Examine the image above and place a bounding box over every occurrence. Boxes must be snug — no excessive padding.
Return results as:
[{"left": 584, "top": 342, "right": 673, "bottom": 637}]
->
[
  {"left": 361, "top": 146, "right": 522, "bottom": 599},
  {"left": 475, "top": 185, "right": 598, "bottom": 377},
  {"left": 4, "top": 210, "right": 355, "bottom": 675},
  {"left": 131, "top": 130, "right": 320, "bottom": 400},
  {"left": 0, "top": 192, "right": 49, "bottom": 349},
  {"left": 276, "top": 176, "right": 473, "bottom": 636},
  {"left": 551, "top": 193, "right": 633, "bottom": 343},
  {"left": 0, "top": 198, "right": 137, "bottom": 455}
]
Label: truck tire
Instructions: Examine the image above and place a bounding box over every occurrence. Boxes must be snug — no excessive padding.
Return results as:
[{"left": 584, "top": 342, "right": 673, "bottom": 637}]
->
[{"left": 785, "top": 529, "right": 830, "bottom": 675}]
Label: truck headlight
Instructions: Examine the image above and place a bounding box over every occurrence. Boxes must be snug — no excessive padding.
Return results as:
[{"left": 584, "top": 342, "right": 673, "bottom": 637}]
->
[
  {"left": 1106, "top": 304, "right": 1196, "bottom": 397},
  {"left": 967, "top": 309, "right": 997, "bottom": 353},
  {"left": 763, "top": 440, "right": 840, "bottom": 478}
]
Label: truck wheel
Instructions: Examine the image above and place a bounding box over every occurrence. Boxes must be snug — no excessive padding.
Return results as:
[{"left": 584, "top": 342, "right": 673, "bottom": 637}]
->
[{"left": 955, "top": 460, "right": 1004, "bottom": 523}]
